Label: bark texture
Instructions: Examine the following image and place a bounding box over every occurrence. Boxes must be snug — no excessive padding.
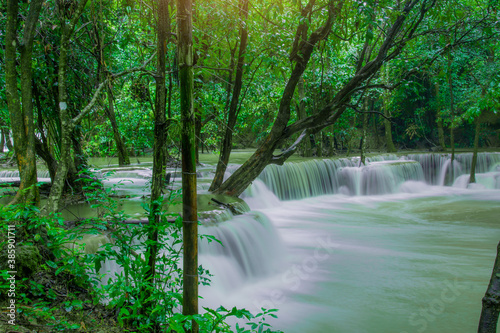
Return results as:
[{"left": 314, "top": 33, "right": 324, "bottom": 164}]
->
[
  {"left": 478, "top": 241, "right": 500, "bottom": 333},
  {"left": 178, "top": 0, "right": 198, "bottom": 331},
  {"left": 209, "top": 0, "right": 249, "bottom": 192},
  {"left": 105, "top": 88, "right": 130, "bottom": 166},
  {"left": 143, "top": 0, "right": 170, "bottom": 318},
  {"left": 5, "top": 0, "right": 44, "bottom": 205}
]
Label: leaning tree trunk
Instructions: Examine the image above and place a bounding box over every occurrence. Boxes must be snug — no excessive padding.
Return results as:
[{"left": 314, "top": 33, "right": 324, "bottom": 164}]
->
[
  {"left": 5, "top": 0, "right": 43, "bottom": 205},
  {"left": 105, "top": 87, "right": 130, "bottom": 166},
  {"left": 5, "top": 131, "right": 14, "bottom": 152},
  {"left": 213, "top": 0, "right": 424, "bottom": 197},
  {"left": 209, "top": 0, "right": 249, "bottom": 192},
  {"left": 478, "top": 241, "right": 500, "bottom": 333},
  {"left": 469, "top": 118, "right": 481, "bottom": 184}
]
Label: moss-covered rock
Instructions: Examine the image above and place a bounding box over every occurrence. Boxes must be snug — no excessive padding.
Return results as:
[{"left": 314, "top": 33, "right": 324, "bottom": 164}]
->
[{"left": 15, "top": 245, "right": 42, "bottom": 276}]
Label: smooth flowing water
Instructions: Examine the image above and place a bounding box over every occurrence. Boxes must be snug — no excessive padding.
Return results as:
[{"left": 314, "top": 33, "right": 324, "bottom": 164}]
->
[
  {"left": 3, "top": 152, "right": 499, "bottom": 332},
  {"left": 198, "top": 153, "right": 500, "bottom": 333}
]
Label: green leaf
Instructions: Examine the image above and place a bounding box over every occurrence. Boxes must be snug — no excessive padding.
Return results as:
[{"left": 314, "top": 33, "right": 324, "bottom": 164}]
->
[{"left": 46, "top": 260, "right": 57, "bottom": 269}]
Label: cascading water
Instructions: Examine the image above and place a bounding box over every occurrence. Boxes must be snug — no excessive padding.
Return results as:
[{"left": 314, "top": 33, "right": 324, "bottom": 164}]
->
[
  {"left": 201, "top": 152, "right": 500, "bottom": 333},
  {"left": 199, "top": 211, "right": 284, "bottom": 289},
  {"left": 4, "top": 152, "right": 499, "bottom": 332}
]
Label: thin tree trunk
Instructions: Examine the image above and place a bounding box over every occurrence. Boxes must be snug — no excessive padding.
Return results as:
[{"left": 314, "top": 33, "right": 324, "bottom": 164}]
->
[
  {"left": 469, "top": 118, "right": 481, "bottom": 184},
  {"left": 438, "top": 118, "right": 446, "bottom": 150},
  {"left": 447, "top": 40, "right": 455, "bottom": 181},
  {"left": 209, "top": 0, "right": 249, "bottom": 192},
  {"left": 195, "top": 109, "right": 201, "bottom": 164},
  {"left": 317, "top": 133, "right": 323, "bottom": 157},
  {"left": 360, "top": 97, "right": 369, "bottom": 166},
  {"left": 5, "top": 131, "right": 14, "bottom": 152},
  {"left": 478, "top": 241, "right": 500, "bottom": 333},
  {"left": 383, "top": 66, "right": 396, "bottom": 153},
  {"left": 297, "top": 76, "right": 311, "bottom": 157},
  {"left": 143, "top": 0, "right": 169, "bottom": 320},
  {"left": 435, "top": 82, "right": 446, "bottom": 150},
  {"left": 0, "top": 130, "right": 5, "bottom": 153},
  {"left": 178, "top": 0, "right": 198, "bottom": 331},
  {"left": 105, "top": 88, "right": 130, "bottom": 166},
  {"left": 5, "top": 0, "right": 43, "bottom": 205}
]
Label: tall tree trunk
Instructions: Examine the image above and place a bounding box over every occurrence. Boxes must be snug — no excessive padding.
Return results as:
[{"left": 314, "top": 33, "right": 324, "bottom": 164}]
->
[
  {"left": 209, "top": 0, "right": 249, "bottom": 192},
  {"left": 44, "top": 0, "right": 89, "bottom": 213},
  {"left": 447, "top": 40, "right": 456, "bottom": 181},
  {"left": 105, "top": 88, "right": 130, "bottom": 166},
  {"left": 5, "top": 0, "right": 43, "bottom": 205},
  {"left": 142, "top": 0, "right": 169, "bottom": 321},
  {"left": 478, "top": 241, "right": 500, "bottom": 333},
  {"left": 469, "top": 118, "right": 481, "bottom": 184},
  {"left": 178, "top": 0, "right": 198, "bottom": 331}
]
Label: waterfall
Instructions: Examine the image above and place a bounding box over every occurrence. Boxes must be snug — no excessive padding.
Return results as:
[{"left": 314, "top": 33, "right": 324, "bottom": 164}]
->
[
  {"left": 258, "top": 158, "right": 356, "bottom": 200},
  {"left": 256, "top": 153, "right": 500, "bottom": 200},
  {"left": 408, "top": 152, "right": 500, "bottom": 185},
  {"left": 199, "top": 211, "right": 284, "bottom": 288},
  {"left": 0, "top": 169, "right": 51, "bottom": 179},
  {"left": 258, "top": 157, "right": 424, "bottom": 199}
]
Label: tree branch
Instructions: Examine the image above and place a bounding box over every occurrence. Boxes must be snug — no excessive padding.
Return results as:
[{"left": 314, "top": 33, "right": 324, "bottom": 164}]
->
[
  {"left": 72, "top": 53, "right": 156, "bottom": 125},
  {"left": 271, "top": 130, "right": 308, "bottom": 165}
]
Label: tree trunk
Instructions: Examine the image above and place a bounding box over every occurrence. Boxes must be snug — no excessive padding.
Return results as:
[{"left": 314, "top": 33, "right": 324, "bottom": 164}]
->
[
  {"left": 435, "top": 82, "right": 446, "bottom": 150},
  {"left": 35, "top": 138, "right": 58, "bottom": 182},
  {"left": 297, "top": 76, "right": 312, "bottom": 157},
  {"left": 105, "top": 88, "right": 130, "bottom": 166},
  {"left": 447, "top": 39, "right": 456, "bottom": 181},
  {"left": 5, "top": 0, "right": 43, "bottom": 205},
  {"left": 212, "top": 0, "right": 425, "bottom": 197},
  {"left": 142, "top": 0, "right": 169, "bottom": 321},
  {"left": 5, "top": 131, "right": 14, "bottom": 152},
  {"left": 438, "top": 118, "right": 446, "bottom": 150},
  {"left": 195, "top": 109, "right": 202, "bottom": 164},
  {"left": 317, "top": 132, "right": 323, "bottom": 157},
  {"left": 178, "top": 0, "right": 198, "bottom": 331},
  {"left": 469, "top": 118, "right": 481, "bottom": 184},
  {"left": 44, "top": 0, "right": 89, "bottom": 213},
  {"left": 0, "top": 130, "right": 5, "bottom": 153},
  {"left": 209, "top": 0, "right": 249, "bottom": 192},
  {"left": 360, "top": 97, "right": 369, "bottom": 166},
  {"left": 383, "top": 66, "right": 396, "bottom": 153},
  {"left": 478, "top": 241, "right": 500, "bottom": 333}
]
